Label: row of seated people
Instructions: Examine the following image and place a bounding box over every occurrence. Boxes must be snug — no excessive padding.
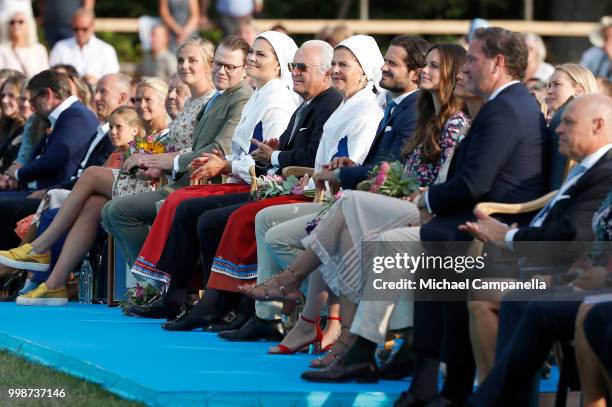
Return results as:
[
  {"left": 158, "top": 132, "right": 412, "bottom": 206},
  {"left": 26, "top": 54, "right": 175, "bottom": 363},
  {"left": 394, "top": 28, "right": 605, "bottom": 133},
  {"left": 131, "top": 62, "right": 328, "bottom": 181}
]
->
[{"left": 0, "top": 27, "right": 610, "bottom": 407}]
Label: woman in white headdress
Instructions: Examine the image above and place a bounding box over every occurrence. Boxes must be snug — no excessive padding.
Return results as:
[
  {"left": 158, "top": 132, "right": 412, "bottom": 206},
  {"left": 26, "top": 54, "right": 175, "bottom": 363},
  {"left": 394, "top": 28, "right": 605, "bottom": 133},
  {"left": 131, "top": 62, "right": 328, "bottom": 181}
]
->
[
  {"left": 241, "top": 43, "right": 471, "bottom": 364},
  {"left": 312, "top": 35, "right": 384, "bottom": 172},
  {"left": 130, "top": 30, "right": 300, "bottom": 285}
]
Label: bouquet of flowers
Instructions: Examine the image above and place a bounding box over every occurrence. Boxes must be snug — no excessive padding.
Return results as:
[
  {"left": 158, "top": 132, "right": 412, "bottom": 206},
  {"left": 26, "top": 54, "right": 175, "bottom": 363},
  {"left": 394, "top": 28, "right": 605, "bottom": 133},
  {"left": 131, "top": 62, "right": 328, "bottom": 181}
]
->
[
  {"left": 361, "top": 161, "right": 419, "bottom": 198},
  {"left": 123, "top": 134, "right": 177, "bottom": 175},
  {"left": 119, "top": 283, "right": 161, "bottom": 315},
  {"left": 250, "top": 174, "right": 314, "bottom": 201}
]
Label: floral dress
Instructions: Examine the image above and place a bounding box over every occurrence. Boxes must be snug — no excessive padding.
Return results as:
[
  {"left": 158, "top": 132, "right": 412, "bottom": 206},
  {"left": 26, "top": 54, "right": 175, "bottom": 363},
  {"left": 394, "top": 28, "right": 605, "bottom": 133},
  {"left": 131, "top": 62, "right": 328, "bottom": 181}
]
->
[
  {"left": 404, "top": 110, "right": 470, "bottom": 186},
  {"left": 111, "top": 91, "right": 214, "bottom": 198},
  {"left": 589, "top": 189, "right": 612, "bottom": 266}
]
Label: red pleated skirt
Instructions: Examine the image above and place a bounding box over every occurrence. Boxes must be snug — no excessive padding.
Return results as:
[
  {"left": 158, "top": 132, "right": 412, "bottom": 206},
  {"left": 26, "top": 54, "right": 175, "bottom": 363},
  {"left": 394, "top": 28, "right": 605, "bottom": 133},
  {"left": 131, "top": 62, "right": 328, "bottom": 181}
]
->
[
  {"left": 207, "top": 194, "right": 313, "bottom": 292},
  {"left": 131, "top": 183, "right": 251, "bottom": 285}
]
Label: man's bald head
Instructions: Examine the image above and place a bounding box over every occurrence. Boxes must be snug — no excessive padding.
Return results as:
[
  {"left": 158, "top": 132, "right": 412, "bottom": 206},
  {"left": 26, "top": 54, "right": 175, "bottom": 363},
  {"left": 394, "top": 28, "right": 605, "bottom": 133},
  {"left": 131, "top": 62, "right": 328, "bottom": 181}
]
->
[
  {"left": 557, "top": 94, "right": 612, "bottom": 161},
  {"left": 93, "top": 73, "right": 131, "bottom": 120}
]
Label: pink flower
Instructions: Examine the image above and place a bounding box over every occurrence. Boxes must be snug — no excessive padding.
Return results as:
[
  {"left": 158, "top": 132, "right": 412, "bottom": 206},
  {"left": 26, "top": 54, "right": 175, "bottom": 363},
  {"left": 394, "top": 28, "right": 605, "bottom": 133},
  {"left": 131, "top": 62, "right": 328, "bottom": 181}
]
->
[
  {"left": 133, "top": 283, "right": 144, "bottom": 299},
  {"left": 146, "top": 135, "right": 154, "bottom": 143},
  {"left": 291, "top": 185, "right": 304, "bottom": 195}
]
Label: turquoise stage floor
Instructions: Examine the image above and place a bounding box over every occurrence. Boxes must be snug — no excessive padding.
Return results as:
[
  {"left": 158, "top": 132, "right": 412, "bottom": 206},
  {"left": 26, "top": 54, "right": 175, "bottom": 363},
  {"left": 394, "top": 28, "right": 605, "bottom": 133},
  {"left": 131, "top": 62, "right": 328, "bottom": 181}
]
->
[{"left": 0, "top": 303, "right": 559, "bottom": 406}]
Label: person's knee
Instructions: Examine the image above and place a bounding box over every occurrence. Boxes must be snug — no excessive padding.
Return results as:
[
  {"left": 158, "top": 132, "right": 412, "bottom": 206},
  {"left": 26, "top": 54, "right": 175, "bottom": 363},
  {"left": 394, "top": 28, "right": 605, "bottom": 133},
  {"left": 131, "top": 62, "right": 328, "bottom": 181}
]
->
[
  {"left": 80, "top": 166, "right": 106, "bottom": 184},
  {"left": 196, "top": 210, "right": 216, "bottom": 240},
  {"left": 264, "top": 223, "right": 285, "bottom": 249}
]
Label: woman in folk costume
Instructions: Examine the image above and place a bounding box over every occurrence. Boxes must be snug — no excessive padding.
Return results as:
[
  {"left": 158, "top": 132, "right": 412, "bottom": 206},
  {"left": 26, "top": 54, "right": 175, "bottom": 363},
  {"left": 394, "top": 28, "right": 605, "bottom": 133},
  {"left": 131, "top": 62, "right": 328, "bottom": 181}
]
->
[
  {"left": 160, "top": 35, "right": 385, "bottom": 333},
  {"left": 130, "top": 31, "right": 300, "bottom": 285},
  {"left": 240, "top": 44, "right": 470, "bottom": 364}
]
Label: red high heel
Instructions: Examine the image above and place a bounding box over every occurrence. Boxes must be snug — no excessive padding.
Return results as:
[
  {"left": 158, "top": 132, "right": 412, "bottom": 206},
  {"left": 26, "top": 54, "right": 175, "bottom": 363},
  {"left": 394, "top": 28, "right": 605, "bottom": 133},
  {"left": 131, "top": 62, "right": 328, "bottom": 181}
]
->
[
  {"left": 268, "top": 314, "right": 322, "bottom": 355},
  {"left": 300, "top": 315, "right": 342, "bottom": 354}
]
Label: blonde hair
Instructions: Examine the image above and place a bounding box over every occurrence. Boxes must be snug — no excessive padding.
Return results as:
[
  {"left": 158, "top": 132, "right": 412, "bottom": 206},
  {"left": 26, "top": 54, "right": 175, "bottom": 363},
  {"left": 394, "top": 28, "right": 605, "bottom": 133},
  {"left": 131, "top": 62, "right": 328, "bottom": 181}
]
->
[
  {"left": 4, "top": 11, "right": 38, "bottom": 47},
  {"left": 176, "top": 38, "right": 215, "bottom": 67},
  {"left": 554, "top": 64, "right": 599, "bottom": 95},
  {"left": 109, "top": 106, "right": 146, "bottom": 138},
  {"left": 136, "top": 77, "right": 169, "bottom": 100}
]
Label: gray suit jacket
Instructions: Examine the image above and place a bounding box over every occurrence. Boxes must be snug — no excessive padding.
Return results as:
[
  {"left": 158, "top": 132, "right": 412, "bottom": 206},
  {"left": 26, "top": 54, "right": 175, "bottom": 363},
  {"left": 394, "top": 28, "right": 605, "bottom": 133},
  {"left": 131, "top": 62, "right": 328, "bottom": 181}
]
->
[{"left": 165, "top": 80, "right": 253, "bottom": 192}]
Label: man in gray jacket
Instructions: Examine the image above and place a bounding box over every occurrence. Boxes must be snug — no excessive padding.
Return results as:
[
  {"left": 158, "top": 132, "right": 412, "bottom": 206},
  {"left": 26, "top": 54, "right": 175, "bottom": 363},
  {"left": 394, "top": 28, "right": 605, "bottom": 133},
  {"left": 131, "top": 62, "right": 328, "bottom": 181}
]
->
[{"left": 101, "top": 36, "right": 253, "bottom": 266}]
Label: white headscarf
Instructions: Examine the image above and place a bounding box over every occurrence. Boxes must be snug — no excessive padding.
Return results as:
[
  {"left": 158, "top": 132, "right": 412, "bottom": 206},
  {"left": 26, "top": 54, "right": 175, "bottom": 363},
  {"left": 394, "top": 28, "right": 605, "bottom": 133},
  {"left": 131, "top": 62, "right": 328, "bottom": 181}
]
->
[
  {"left": 336, "top": 35, "right": 384, "bottom": 93},
  {"left": 256, "top": 31, "right": 298, "bottom": 90}
]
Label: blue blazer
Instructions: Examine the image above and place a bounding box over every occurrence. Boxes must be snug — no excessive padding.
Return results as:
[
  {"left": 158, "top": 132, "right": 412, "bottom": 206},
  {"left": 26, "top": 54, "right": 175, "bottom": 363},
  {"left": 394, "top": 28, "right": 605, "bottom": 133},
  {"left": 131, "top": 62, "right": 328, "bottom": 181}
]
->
[
  {"left": 18, "top": 101, "right": 99, "bottom": 189},
  {"left": 339, "top": 90, "right": 420, "bottom": 189},
  {"left": 421, "top": 83, "right": 549, "bottom": 241}
]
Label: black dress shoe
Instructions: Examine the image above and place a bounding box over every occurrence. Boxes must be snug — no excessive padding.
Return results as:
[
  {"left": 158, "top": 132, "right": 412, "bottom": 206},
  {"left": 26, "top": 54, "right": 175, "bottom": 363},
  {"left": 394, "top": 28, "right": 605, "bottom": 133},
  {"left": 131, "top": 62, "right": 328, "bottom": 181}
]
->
[
  {"left": 128, "top": 297, "right": 181, "bottom": 320},
  {"left": 423, "top": 396, "right": 457, "bottom": 407},
  {"left": 393, "top": 391, "right": 428, "bottom": 407},
  {"left": 205, "top": 311, "right": 251, "bottom": 333},
  {"left": 218, "top": 316, "right": 285, "bottom": 341},
  {"left": 301, "top": 360, "right": 378, "bottom": 383},
  {"left": 379, "top": 354, "right": 414, "bottom": 380},
  {"left": 162, "top": 308, "right": 219, "bottom": 331}
]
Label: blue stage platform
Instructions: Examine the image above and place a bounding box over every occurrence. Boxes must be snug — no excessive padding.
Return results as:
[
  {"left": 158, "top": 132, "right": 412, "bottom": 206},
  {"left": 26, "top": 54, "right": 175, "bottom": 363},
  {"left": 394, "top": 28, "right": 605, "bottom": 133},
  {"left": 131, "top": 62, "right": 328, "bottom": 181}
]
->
[{"left": 0, "top": 303, "right": 559, "bottom": 406}]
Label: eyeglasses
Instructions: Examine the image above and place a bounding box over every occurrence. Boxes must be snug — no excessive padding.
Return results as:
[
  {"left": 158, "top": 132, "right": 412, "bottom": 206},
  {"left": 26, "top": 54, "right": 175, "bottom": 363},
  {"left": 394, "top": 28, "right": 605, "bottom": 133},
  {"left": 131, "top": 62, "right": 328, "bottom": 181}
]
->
[
  {"left": 288, "top": 62, "right": 322, "bottom": 73},
  {"left": 212, "top": 61, "right": 245, "bottom": 73},
  {"left": 72, "top": 26, "right": 91, "bottom": 33},
  {"left": 9, "top": 19, "right": 25, "bottom": 26}
]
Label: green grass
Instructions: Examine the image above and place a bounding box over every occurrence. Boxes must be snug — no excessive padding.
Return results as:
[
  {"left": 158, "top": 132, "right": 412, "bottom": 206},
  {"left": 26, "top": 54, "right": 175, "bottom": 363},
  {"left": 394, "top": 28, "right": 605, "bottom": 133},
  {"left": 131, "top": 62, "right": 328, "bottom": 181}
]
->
[{"left": 0, "top": 350, "right": 144, "bottom": 407}]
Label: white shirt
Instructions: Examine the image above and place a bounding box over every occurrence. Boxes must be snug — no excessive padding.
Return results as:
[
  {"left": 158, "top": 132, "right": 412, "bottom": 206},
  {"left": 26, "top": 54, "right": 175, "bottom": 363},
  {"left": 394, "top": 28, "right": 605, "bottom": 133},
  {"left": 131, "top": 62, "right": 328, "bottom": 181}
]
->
[
  {"left": 48, "top": 95, "right": 79, "bottom": 131},
  {"left": 505, "top": 143, "right": 612, "bottom": 247},
  {"left": 227, "top": 78, "right": 300, "bottom": 183},
  {"left": 73, "top": 122, "right": 110, "bottom": 180},
  {"left": 487, "top": 80, "right": 520, "bottom": 102},
  {"left": 49, "top": 36, "right": 120, "bottom": 78},
  {"left": 391, "top": 89, "right": 418, "bottom": 109},
  {"left": 0, "top": 43, "right": 49, "bottom": 77}
]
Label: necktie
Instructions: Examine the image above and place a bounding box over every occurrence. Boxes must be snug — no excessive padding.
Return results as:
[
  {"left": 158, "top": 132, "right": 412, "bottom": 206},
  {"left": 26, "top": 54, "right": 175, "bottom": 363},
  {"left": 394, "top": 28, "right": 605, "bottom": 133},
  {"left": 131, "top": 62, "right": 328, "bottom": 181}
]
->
[
  {"left": 530, "top": 164, "right": 587, "bottom": 226},
  {"left": 288, "top": 102, "right": 308, "bottom": 145},
  {"left": 377, "top": 100, "right": 396, "bottom": 134},
  {"left": 203, "top": 91, "right": 221, "bottom": 114}
]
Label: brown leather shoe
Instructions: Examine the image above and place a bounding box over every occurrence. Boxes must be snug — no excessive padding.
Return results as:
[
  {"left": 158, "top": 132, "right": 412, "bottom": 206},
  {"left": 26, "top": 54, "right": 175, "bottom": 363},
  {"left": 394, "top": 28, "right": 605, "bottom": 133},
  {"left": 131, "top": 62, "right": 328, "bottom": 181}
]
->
[{"left": 300, "top": 359, "right": 378, "bottom": 383}]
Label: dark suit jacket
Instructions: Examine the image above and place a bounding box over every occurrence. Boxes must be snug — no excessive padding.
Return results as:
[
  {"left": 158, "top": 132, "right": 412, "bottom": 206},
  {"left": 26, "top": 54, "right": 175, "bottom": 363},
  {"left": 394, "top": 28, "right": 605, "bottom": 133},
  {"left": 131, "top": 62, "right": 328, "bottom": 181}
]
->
[
  {"left": 18, "top": 101, "right": 99, "bottom": 189},
  {"left": 272, "top": 86, "right": 343, "bottom": 170},
  {"left": 422, "top": 83, "right": 549, "bottom": 241},
  {"left": 55, "top": 132, "right": 115, "bottom": 191},
  {"left": 339, "top": 90, "right": 420, "bottom": 189},
  {"left": 515, "top": 149, "right": 612, "bottom": 242}
]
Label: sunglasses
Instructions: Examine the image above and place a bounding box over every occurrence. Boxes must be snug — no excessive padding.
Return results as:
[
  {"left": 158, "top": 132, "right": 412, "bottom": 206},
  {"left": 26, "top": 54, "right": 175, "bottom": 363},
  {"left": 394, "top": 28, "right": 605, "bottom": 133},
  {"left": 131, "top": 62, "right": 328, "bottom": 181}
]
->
[
  {"left": 9, "top": 19, "right": 25, "bottom": 25},
  {"left": 288, "top": 62, "right": 321, "bottom": 73}
]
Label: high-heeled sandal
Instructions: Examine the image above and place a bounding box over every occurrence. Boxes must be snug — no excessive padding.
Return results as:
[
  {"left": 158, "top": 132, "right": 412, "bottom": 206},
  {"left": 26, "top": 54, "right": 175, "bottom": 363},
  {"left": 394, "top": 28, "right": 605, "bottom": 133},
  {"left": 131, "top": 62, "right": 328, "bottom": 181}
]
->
[
  {"left": 268, "top": 314, "right": 322, "bottom": 355},
  {"left": 243, "top": 265, "right": 305, "bottom": 303},
  {"left": 308, "top": 337, "right": 351, "bottom": 369},
  {"left": 301, "top": 316, "right": 342, "bottom": 354}
]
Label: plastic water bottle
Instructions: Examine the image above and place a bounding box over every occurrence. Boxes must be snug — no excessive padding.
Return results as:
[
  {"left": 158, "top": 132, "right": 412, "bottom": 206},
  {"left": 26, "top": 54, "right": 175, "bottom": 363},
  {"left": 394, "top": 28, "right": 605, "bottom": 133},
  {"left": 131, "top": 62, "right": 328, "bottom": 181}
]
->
[{"left": 78, "top": 259, "right": 93, "bottom": 304}]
